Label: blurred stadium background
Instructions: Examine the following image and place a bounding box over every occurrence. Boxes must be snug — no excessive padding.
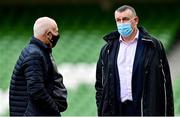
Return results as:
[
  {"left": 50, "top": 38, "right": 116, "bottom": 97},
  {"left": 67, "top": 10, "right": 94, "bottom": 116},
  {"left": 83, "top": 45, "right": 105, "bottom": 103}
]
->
[{"left": 0, "top": 0, "right": 180, "bottom": 116}]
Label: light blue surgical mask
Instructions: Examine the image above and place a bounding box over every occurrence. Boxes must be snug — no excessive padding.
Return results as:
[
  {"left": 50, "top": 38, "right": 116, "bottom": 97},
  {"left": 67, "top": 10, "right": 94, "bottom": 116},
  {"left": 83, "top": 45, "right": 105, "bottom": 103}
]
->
[{"left": 117, "top": 22, "right": 133, "bottom": 37}]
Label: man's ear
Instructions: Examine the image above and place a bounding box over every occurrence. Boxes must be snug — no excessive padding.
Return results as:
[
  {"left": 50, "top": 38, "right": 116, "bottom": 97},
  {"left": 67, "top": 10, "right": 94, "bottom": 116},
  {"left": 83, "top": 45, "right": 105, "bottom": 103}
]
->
[{"left": 46, "top": 31, "right": 51, "bottom": 39}]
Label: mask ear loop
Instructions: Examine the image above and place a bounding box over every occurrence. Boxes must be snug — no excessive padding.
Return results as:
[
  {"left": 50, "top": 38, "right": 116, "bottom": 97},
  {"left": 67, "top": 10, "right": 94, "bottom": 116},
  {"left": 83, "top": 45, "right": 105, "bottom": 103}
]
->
[
  {"left": 46, "top": 31, "right": 53, "bottom": 48},
  {"left": 47, "top": 31, "right": 53, "bottom": 42}
]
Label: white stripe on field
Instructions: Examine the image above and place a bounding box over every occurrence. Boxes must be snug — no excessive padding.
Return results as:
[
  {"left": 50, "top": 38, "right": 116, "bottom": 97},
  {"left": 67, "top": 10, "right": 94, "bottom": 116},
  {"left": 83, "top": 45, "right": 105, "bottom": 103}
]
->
[
  {"left": 58, "top": 63, "right": 96, "bottom": 89},
  {"left": 0, "top": 63, "right": 96, "bottom": 115},
  {"left": 0, "top": 90, "right": 9, "bottom": 115}
]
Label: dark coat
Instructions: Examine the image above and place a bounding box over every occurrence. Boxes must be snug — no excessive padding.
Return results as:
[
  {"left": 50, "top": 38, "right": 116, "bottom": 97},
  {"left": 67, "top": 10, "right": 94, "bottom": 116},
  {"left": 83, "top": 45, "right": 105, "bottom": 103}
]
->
[
  {"left": 9, "top": 37, "right": 67, "bottom": 116},
  {"left": 95, "top": 27, "right": 174, "bottom": 116}
]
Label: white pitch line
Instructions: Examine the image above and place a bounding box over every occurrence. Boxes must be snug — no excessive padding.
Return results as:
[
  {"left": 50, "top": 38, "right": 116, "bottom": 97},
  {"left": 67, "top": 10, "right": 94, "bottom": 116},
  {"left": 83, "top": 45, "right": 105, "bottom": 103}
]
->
[
  {"left": 0, "top": 55, "right": 179, "bottom": 115},
  {"left": 0, "top": 63, "right": 97, "bottom": 115},
  {"left": 0, "top": 90, "right": 9, "bottom": 115},
  {"left": 58, "top": 63, "right": 96, "bottom": 89}
]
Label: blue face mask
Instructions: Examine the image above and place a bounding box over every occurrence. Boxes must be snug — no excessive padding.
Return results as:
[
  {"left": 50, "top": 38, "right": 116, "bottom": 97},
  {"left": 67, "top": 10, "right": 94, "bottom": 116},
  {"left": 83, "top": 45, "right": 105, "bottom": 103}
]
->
[{"left": 117, "top": 22, "right": 133, "bottom": 37}]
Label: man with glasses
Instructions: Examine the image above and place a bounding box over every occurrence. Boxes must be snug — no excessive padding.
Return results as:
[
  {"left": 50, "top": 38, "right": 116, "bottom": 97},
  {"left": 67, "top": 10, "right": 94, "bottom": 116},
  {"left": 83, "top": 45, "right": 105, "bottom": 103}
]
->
[{"left": 95, "top": 5, "right": 174, "bottom": 116}]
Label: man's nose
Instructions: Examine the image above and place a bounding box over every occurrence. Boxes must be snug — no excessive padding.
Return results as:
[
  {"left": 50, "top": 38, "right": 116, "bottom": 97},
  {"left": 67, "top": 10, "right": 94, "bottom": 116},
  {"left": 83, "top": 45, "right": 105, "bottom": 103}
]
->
[{"left": 120, "top": 20, "right": 124, "bottom": 23}]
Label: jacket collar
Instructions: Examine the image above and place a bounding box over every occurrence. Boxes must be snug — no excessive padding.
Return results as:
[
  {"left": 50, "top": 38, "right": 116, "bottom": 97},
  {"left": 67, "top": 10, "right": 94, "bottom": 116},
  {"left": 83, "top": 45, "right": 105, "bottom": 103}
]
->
[
  {"left": 103, "top": 26, "right": 156, "bottom": 48},
  {"left": 30, "top": 36, "right": 52, "bottom": 53}
]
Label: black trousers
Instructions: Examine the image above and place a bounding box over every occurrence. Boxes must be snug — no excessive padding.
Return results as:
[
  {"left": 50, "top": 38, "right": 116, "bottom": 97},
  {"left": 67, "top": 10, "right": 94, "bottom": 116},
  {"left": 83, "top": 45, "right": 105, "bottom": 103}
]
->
[{"left": 121, "top": 100, "right": 141, "bottom": 116}]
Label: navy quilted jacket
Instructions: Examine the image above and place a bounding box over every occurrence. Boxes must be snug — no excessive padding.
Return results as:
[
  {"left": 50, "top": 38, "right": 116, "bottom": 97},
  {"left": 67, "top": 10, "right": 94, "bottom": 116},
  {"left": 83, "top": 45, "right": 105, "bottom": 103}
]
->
[{"left": 9, "top": 37, "right": 67, "bottom": 116}]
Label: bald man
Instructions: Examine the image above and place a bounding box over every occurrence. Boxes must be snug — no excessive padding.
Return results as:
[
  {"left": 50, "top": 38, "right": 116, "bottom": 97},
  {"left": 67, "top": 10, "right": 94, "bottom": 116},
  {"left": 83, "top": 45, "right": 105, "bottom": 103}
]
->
[{"left": 9, "top": 17, "right": 67, "bottom": 116}]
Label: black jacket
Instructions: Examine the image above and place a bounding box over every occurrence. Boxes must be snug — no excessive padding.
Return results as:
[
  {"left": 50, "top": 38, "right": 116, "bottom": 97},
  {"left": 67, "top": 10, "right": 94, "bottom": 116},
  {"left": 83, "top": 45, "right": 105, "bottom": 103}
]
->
[
  {"left": 95, "top": 27, "right": 174, "bottom": 116},
  {"left": 9, "top": 37, "right": 67, "bottom": 116}
]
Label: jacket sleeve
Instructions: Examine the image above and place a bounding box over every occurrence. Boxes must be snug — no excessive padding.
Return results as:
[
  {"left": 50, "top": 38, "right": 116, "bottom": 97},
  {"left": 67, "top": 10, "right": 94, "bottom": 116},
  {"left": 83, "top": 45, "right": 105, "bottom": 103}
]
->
[
  {"left": 53, "top": 72, "right": 68, "bottom": 112},
  {"left": 159, "top": 42, "right": 174, "bottom": 116},
  {"left": 95, "top": 45, "right": 106, "bottom": 115},
  {"left": 23, "top": 53, "right": 59, "bottom": 114}
]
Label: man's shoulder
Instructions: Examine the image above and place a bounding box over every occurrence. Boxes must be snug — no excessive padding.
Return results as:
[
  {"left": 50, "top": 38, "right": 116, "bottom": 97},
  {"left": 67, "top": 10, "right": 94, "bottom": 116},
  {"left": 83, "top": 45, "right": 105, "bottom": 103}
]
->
[
  {"left": 99, "top": 43, "right": 109, "bottom": 59},
  {"left": 13, "top": 44, "right": 43, "bottom": 68},
  {"left": 21, "top": 43, "right": 43, "bottom": 59},
  {"left": 103, "top": 31, "right": 120, "bottom": 42},
  {"left": 138, "top": 26, "right": 161, "bottom": 46},
  {"left": 146, "top": 34, "right": 162, "bottom": 48}
]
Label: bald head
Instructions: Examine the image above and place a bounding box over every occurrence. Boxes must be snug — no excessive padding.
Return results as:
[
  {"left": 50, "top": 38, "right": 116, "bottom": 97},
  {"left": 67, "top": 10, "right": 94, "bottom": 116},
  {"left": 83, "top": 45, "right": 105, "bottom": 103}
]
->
[
  {"left": 33, "top": 17, "right": 58, "bottom": 37},
  {"left": 33, "top": 17, "right": 59, "bottom": 48}
]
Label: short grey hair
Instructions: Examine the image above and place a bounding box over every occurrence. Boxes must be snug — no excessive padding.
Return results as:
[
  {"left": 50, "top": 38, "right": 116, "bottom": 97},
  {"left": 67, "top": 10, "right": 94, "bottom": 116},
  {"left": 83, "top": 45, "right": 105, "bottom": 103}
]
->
[
  {"left": 33, "top": 17, "right": 56, "bottom": 37},
  {"left": 115, "top": 5, "right": 137, "bottom": 16}
]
